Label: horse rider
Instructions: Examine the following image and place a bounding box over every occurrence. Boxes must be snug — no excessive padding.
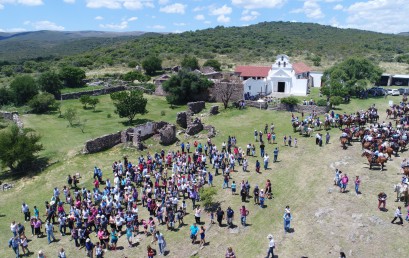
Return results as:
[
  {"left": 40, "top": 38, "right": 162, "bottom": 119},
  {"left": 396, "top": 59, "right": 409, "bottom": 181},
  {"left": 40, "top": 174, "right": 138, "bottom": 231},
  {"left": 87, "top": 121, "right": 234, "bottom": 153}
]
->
[
  {"left": 340, "top": 131, "right": 348, "bottom": 139},
  {"left": 372, "top": 149, "right": 379, "bottom": 163}
]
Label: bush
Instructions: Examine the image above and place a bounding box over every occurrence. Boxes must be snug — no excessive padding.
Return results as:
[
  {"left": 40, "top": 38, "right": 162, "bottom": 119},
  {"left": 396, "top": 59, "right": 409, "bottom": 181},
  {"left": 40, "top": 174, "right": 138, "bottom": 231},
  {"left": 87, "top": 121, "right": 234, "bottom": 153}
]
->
[
  {"left": 280, "top": 96, "right": 300, "bottom": 106},
  {"left": 316, "top": 99, "right": 327, "bottom": 106},
  {"left": 160, "top": 110, "right": 166, "bottom": 116},
  {"left": 28, "top": 93, "right": 57, "bottom": 114},
  {"left": 199, "top": 187, "right": 217, "bottom": 208},
  {"left": 10, "top": 75, "right": 38, "bottom": 105},
  {"left": 330, "top": 96, "right": 343, "bottom": 106}
]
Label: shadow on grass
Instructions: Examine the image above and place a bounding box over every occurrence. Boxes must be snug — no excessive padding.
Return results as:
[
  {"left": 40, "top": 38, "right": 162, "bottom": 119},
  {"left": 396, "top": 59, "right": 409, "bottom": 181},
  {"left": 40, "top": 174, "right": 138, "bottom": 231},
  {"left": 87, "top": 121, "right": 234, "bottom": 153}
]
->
[
  {"left": 120, "top": 118, "right": 153, "bottom": 127},
  {"left": 0, "top": 156, "right": 51, "bottom": 181}
]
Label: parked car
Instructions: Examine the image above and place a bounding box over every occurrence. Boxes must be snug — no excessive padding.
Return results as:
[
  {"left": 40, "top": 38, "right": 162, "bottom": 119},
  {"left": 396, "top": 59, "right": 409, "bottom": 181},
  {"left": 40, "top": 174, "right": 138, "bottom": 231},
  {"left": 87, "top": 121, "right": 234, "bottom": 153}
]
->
[
  {"left": 391, "top": 89, "right": 400, "bottom": 96},
  {"left": 398, "top": 88, "right": 409, "bottom": 95},
  {"left": 387, "top": 89, "right": 393, "bottom": 95}
]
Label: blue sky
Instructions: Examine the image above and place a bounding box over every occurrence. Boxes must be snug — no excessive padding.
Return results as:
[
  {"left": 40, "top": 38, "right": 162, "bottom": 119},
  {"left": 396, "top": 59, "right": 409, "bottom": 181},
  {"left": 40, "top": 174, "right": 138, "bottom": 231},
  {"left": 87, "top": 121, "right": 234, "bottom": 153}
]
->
[{"left": 0, "top": 0, "right": 407, "bottom": 34}]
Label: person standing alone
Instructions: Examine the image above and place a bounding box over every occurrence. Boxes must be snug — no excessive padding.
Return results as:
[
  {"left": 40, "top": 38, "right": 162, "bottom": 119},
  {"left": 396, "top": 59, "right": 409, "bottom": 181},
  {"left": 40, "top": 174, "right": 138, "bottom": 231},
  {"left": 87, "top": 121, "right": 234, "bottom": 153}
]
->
[
  {"left": 391, "top": 206, "right": 403, "bottom": 225},
  {"left": 265, "top": 234, "right": 275, "bottom": 258}
]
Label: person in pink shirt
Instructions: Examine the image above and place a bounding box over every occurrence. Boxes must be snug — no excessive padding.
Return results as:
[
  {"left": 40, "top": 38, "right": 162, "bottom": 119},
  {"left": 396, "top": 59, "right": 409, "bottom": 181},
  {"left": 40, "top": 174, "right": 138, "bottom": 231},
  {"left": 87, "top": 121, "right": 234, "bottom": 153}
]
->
[{"left": 239, "top": 206, "right": 250, "bottom": 226}]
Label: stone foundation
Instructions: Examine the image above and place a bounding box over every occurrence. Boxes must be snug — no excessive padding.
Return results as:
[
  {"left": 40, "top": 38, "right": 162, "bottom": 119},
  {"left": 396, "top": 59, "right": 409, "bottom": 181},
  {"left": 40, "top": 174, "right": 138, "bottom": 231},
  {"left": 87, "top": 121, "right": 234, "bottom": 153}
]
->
[{"left": 187, "top": 101, "right": 205, "bottom": 114}]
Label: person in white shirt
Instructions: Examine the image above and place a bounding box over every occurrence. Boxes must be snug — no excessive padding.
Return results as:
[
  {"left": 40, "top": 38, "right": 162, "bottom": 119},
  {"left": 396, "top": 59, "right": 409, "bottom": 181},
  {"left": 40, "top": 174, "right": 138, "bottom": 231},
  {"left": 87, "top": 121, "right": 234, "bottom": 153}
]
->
[
  {"left": 21, "top": 203, "right": 30, "bottom": 222},
  {"left": 10, "top": 221, "right": 17, "bottom": 237},
  {"left": 391, "top": 206, "right": 403, "bottom": 225},
  {"left": 266, "top": 234, "right": 275, "bottom": 258}
]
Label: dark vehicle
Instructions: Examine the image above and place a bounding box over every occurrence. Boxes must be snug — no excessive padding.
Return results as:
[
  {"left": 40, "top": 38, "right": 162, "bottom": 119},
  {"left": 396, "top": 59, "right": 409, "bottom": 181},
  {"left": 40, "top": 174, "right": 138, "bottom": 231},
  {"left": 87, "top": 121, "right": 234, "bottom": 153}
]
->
[
  {"left": 398, "top": 88, "right": 409, "bottom": 95},
  {"left": 367, "top": 87, "right": 387, "bottom": 97}
]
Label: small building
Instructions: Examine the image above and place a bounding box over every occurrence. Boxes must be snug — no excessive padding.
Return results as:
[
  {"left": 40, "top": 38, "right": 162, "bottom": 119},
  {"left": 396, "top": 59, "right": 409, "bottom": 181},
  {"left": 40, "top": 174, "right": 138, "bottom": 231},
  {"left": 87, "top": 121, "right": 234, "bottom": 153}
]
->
[
  {"left": 194, "top": 66, "right": 222, "bottom": 80},
  {"left": 235, "top": 54, "right": 316, "bottom": 97},
  {"left": 392, "top": 75, "right": 409, "bottom": 86},
  {"left": 310, "top": 71, "right": 323, "bottom": 88}
]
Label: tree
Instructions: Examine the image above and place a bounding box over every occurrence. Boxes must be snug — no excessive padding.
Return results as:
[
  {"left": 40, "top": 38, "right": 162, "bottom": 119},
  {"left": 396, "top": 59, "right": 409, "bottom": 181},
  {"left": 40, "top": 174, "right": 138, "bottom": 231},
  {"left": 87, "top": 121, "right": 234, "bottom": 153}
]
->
[
  {"left": 9, "top": 75, "right": 38, "bottom": 105},
  {"left": 199, "top": 187, "right": 217, "bottom": 209},
  {"left": 216, "top": 80, "right": 239, "bottom": 109},
  {"left": 329, "top": 96, "right": 343, "bottom": 107},
  {"left": 0, "top": 124, "right": 43, "bottom": 171},
  {"left": 121, "top": 71, "right": 150, "bottom": 82},
  {"left": 203, "top": 59, "right": 222, "bottom": 71},
  {"left": 0, "top": 88, "right": 12, "bottom": 106},
  {"left": 110, "top": 90, "right": 148, "bottom": 124},
  {"left": 88, "top": 98, "right": 100, "bottom": 111},
  {"left": 321, "top": 57, "right": 382, "bottom": 97},
  {"left": 28, "top": 93, "right": 57, "bottom": 114},
  {"left": 162, "top": 70, "right": 213, "bottom": 105},
  {"left": 141, "top": 56, "right": 162, "bottom": 76},
  {"left": 181, "top": 56, "right": 199, "bottom": 70},
  {"left": 63, "top": 107, "right": 79, "bottom": 127},
  {"left": 311, "top": 56, "right": 321, "bottom": 66},
  {"left": 79, "top": 95, "right": 92, "bottom": 109},
  {"left": 59, "top": 66, "right": 86, "bottom": 88},
  {"left": 38, "top": 71, "right": 63, "bottom": 98}
]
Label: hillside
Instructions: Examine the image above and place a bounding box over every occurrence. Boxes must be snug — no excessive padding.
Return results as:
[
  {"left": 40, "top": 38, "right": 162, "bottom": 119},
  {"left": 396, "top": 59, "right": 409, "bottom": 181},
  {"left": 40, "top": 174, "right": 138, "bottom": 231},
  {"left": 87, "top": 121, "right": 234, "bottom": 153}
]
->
[
  {"left": 0, "top": 30, "right": 150, "bottom": 61},
  {"left": 76, "top": 22, "right": 409, "bottom": 68}
]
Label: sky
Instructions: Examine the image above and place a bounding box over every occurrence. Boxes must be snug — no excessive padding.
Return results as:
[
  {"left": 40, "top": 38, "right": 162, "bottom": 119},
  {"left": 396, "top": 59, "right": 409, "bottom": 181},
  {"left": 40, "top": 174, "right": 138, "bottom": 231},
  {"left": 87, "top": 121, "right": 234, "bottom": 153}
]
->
[{"left": 0, "top": 0, "right": 408, "bottom": 34}]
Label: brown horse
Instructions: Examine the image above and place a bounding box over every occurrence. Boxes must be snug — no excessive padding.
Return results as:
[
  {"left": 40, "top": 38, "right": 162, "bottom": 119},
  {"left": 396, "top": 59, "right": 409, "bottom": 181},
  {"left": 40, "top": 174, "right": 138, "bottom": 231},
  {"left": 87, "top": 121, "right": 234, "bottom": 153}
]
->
[
  {"left": 403, "top": 167, "right": 409, "bottom": 177},
  {"left": 382, "top": 147, "right": 394, "bottom": 160},
  {"left": 361, "top": 151, "right": 387, "bottom": 170},
  {"left": 362, "top": 141, "right": 373, "bottom": 150},
  {"left": 292, "top": 121, "right": 300, "bottom": 132},
  {"left": 340, "top": 138, "right": 348, "bottom": 149},
  {"left": 398, "top": 140, "right": 407, "bottom": 152}
]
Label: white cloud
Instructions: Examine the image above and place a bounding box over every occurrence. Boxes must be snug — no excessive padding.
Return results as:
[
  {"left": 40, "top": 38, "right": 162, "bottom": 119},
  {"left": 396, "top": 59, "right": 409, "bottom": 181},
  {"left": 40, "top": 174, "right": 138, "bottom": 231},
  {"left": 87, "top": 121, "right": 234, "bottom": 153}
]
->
[
  {"left": 26, "top": 20, "right": 65, "bottom": 30},
  {"left": 333, "top": 4, "right": 343, "bottom": 10},
  {"left": 210, "top": 5, "right": 232, "bottom": 16},
  {"left": 217, "top": 14, "right": 230, "bottom": 23},
  {"left": 0, "top": 0, "right": 43, "bottom": 9},
  {"left": 86, "top": 0, "right": 154, "bottom": 10},
  {"left": 232, "top": 0, "right": 286, "bottom": 9},
  {"left": 204, "top": 20, "right": 211, "bottom": 24},
  {"left": 149, "top": 25, "right": 165, "bottom": 30},
  {"left": 173, "top": 22, "right": 186, "bottom": 26},
  {"left": 100, "top": 21, "right": 128, "bottom": 30},
  {"left": 128, "top": 16, "right": 138, "bottom": 21},
  {"left": 63, "top": 0, "right": 75, "bottom": 3},
  {"left": 193, "top": 6, "right": 206, "bottom": 12},
  {"left": 159, "top": 3, "right": 186, "bottom": 14},
  {"left": 195, "top": 14, "right": 205, "bottom": 20},
  {"left": 291, "top": 0, "right": 324, "bottom": 19},
  {"left": 241, "top": 10, "right": 260, "bottom": 21},
  {"left": 94, "top": 16, "right": 104, "bottom": 20},
  {"left": 344, "top": 0, "right": 409, "bottom": 33},
  {"left": 158, "top": 0, "right": 169, "bottom": 4}
]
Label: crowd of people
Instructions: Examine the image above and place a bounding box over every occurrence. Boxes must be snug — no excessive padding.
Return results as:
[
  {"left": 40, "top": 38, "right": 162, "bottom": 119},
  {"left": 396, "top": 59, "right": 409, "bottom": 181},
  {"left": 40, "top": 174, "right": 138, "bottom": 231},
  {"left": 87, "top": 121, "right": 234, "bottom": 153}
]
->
[{"left": 9, "top": 122, "right": 296, "bottom": 258}]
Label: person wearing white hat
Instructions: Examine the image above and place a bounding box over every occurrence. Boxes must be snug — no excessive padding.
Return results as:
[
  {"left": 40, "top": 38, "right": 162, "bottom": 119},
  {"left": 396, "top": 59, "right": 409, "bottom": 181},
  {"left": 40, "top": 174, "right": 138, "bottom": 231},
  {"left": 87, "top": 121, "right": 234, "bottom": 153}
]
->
[
  {"left": 259, "top": 189, "right": 265, "bottom": 208},
  {"left": 266, "top": 234, "right": 275, "bottom": 258},
  {"left": 38, "top": 250, "right": 45, "bottom": 258}
]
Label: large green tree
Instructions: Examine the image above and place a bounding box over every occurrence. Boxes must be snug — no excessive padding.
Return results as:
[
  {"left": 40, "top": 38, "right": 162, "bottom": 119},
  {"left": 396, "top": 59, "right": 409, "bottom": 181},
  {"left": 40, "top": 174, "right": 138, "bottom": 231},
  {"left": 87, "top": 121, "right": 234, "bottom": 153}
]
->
[
  {"left": 181, "top": 56, "right": 199, "bottom": 70},
  {"left": 203, "top": 59, "right": 222, "bottom": 71},
  {"left": 0, "top": 124, "right": 43, "bottom": 171},
  {"left": 38, "top": 71, "right": 63, "bottom": 98},
  {"left": 110, "top": 90, "right": 148, "bottom": 123},
  {"left": 9, "top": 75, "right": 38, "bottom": 105},
  {"left": 59, "top": 66, "right": 86, "bottom": 88},
  {"left": 141, "top": 56, "right": 162, "bottom": 76},
  {"left": 321, "top": 57, "right": 382, "bottom": 97},
  {"left": 28, "top": 93, "right": 57, "bottom": 114},
  {"left": 162, "top": 70, "right": 213, "bottom": 105}
]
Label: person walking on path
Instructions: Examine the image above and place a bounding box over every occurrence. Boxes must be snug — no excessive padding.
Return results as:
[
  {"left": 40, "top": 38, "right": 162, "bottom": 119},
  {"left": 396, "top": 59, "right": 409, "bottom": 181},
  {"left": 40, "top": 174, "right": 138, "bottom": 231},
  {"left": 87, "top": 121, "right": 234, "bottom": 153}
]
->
[
  {"left": 355, "top": 176, "right": 361, "bottom": 195},
  {"left": 391, "top": 206, "right": 404, "bottom": 225},
  {"left": 266, "top": 234, "right": 276, "bottom": 258},
  {"left": 45, "top": 220, "right": 56, "bottom": 244},
  {"left": 199, "top": 225, "right": 206, "bottom": 247},
  {"left": 8, "top": 236, "right": 20, "bottom": 258},
  {"left": 326, "top": 132, "right": 330, "bottom": 144},
  {"left": 273, "top": 148, "right": 279, "bottom": 162},
  {"left": 20, "top": 234, "right": 30, "bottom": 256},
  {"left": 190, "top": 223, "right": 199, "bottom": 244},
  {"left": 154, "top": 231, "right": 166, "bottom": 255},
  {"left": 264, "top": 154, "right": 269, "bottom": 170},
  {"left": 216, "top": 207, "right": 225, "bottom": 227},
  {"left": 283, "top": 211, "right": 293, "bottom": 233},
  {"left": 240, "top": 206, "right": 249, "bottom": 226},
  {"left": 226, "top": 207, "right": 234, "bottom": 228}
]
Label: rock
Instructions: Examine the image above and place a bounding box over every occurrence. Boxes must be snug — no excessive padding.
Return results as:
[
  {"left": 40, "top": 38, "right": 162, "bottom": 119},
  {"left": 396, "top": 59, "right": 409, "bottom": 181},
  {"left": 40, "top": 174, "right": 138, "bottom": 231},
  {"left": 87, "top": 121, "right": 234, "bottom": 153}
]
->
[
  {"left": 186, "top": 119, "right": 204, "bottom": 136},
  {"left": 191, "top": 251, "right": 198, "bottom": 256},
  {"left": 210, "top": 105, "right": 219, "bottom": 115},
  {"left": 159, "top": 124, "right": 177, "bottom": 145},
  {"left": 176, "top": 112, "right": 187, "bottom": 128},
  {"left": 204, "top": 125, "right": 216, "bottom": 138},
  {"left": 187, "top": 101, "right": 205, "bottom": 114}
]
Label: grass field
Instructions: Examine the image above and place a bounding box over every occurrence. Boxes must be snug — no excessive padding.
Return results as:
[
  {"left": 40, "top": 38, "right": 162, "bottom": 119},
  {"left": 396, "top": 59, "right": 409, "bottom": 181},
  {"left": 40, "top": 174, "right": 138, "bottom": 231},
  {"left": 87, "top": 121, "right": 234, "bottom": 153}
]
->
[{"left": 0, "top": 93, "right": 408, "bottom": 258}]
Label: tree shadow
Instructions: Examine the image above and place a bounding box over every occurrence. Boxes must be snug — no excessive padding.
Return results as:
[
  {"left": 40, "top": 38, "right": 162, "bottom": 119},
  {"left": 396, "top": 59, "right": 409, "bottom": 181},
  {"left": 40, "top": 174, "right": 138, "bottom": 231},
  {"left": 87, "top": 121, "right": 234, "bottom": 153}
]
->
[
  {"left": 120, "top": 118, "right": 153, "bottom": 127},
  {"left": 0, "top": 156, "right": 51, "bottom": 181}
]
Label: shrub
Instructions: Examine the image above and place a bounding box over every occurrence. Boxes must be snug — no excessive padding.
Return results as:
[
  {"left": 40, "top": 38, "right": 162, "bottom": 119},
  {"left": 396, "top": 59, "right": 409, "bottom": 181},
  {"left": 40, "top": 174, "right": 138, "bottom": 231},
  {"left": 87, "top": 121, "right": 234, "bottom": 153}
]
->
[
  {"left": 28, "top": 93, "right": 57, "bottom": 114},
  {"left": 316, "top": 99, "right": 327, "bottom": 106},
  {"left": 199, "top": 187, "right": 217, "bottom": 208},
  {"left": 280, "top": 96, "right": 300, "bottom": 106},
  {"left": 160, "top": 110, "right": 166, "bottom": 116}
]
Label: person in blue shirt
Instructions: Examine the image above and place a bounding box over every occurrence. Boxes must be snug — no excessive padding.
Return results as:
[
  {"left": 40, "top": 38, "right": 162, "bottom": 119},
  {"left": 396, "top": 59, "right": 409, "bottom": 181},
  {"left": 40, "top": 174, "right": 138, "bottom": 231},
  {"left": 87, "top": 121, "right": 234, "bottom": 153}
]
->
[{"left": 190, "top": 223, "right": 199, "bottom": 244}]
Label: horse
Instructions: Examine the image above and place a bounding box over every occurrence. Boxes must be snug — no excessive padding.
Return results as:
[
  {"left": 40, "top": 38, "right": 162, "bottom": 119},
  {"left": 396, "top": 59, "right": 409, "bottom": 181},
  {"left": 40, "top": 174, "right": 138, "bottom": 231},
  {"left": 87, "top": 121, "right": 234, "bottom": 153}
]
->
[
  {"left": 382, "top": 147, "right": 394, "bottom": 160},
  {"left": 292, "top": 121, "right": 300, "bottom": 132},
  {"left": 398, "top": 140, "right": 407, "bottom": 152},
  {"left": 361, "top": 151, "right": 387, "bottom": 170},
  {"left": 394, "top": 183, "right": 409, "bottom": 206},
  {"left": 340, "top": 137, "right": 348, "bottom": 149},
  {"left": 324, "top": 120, "right": 331, "bottom": 130}
]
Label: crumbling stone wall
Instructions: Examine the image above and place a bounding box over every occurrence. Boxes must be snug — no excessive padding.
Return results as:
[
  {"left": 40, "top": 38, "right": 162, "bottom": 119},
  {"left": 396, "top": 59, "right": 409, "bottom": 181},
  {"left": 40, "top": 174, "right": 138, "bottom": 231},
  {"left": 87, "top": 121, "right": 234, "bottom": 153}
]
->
[
  {"left": 83, "top": 132, "right": 122, "bottom": 154},
  {"left": 270, "top": 104, "right": 329, "bottom": 114},
  {"left": 187, "top": 101, "right": 205, "bottom": 114},
  {"left": 60, "top": 86, "right": 126, "bottom": 100}
]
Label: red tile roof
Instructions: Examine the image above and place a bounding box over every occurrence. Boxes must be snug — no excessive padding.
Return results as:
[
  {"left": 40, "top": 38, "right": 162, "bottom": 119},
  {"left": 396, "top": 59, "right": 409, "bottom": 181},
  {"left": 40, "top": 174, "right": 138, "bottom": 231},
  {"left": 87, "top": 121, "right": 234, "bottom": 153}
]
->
[
  {"left": 293, "top": 62, "right": 311, "bottom": 74},
  {"left": 235, "top": 66, "right": 270, "bottom": 78}
]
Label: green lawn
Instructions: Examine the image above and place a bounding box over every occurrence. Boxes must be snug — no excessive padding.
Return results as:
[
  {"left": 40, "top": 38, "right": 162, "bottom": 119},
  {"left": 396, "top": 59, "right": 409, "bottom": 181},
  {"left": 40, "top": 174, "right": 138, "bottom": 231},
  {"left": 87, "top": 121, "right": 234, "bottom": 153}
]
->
[{"left": 0, "top": 94, "right": 404, "bottom": 258}]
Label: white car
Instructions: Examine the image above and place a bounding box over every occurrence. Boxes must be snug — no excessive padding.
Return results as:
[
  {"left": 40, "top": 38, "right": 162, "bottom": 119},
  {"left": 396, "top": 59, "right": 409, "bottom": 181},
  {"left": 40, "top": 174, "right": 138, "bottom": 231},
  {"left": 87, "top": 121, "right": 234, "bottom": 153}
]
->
[{"left": 391, "top": 89, "right": 400, "bottom": 96}]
